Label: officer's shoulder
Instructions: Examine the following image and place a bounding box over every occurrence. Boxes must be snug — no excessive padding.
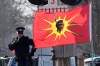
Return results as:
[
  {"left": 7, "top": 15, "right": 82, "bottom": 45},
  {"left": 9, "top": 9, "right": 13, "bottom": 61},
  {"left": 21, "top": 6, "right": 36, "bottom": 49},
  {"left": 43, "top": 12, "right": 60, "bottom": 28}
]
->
[{"left": 23, "top": 36, "right": 31, "bottom": 40}]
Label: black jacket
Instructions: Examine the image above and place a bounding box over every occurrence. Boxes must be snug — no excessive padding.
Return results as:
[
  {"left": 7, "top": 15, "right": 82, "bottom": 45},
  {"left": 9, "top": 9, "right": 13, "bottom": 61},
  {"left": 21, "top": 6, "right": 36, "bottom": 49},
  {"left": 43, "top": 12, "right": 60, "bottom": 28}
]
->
[{"left": 8, "top": 36, "right": 36, "bottom": 57}]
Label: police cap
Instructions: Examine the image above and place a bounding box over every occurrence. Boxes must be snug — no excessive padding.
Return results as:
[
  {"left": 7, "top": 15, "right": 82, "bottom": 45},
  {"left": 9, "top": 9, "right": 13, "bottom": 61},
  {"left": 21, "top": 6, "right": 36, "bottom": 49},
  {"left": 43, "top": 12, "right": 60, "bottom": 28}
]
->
[{"left": 16, "top": 27, "right": 25, "bottom": 34}]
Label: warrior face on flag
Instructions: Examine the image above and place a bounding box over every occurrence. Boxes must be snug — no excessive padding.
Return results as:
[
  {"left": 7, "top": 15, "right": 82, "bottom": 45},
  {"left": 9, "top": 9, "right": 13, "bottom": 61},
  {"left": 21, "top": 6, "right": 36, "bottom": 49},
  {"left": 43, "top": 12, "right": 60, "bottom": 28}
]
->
[{"left": 56, "top": 20, "right": 64, "bottom": 33}]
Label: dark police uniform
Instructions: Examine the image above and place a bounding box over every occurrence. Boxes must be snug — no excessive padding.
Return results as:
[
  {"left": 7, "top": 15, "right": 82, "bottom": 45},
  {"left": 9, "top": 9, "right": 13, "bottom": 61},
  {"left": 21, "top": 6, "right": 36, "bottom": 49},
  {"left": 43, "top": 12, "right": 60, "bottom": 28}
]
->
[{"left": 8, "top": 27, "right": 36, "bottom": 66}]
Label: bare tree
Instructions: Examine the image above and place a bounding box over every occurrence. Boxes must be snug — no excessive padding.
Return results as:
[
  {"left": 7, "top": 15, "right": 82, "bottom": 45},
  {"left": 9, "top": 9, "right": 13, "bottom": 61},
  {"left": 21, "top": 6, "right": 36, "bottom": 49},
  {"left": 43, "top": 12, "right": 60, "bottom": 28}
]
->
[{"left": 0, "top": 0, "right": 37, "bottom": 56}]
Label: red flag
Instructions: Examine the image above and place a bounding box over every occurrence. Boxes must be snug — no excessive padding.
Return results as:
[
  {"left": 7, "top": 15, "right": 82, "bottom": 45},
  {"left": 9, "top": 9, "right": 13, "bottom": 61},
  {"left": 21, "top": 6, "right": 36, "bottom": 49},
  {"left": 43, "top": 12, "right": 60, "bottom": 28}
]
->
[{"left": 33, "top": 4, "right": 90, "bottom": 48}]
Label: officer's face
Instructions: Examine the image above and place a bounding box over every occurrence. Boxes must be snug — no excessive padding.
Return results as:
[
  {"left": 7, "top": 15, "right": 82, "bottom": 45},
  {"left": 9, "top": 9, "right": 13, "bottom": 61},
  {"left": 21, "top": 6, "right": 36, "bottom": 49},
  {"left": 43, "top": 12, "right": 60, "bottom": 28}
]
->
[{"left": 16, "top": 32, "right": 23, "bottom": 37}]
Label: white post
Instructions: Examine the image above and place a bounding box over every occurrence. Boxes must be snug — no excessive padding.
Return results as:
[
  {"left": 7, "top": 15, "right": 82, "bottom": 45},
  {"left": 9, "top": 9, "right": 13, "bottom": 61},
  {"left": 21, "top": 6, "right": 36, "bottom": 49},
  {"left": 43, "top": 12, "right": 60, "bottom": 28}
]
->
[{"left": 89, "top": 0, "right": 95, "bottom": 66}]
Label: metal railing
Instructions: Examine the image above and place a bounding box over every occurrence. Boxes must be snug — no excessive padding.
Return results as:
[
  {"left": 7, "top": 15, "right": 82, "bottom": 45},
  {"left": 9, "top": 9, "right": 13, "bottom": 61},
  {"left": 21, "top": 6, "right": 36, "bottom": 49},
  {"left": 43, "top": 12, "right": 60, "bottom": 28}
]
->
[
  {"left": 0, "top": 57, "right": 38, "bottom": 66},
  {"left": 0, "top": 57, "right": 10, "bottom": 66}
]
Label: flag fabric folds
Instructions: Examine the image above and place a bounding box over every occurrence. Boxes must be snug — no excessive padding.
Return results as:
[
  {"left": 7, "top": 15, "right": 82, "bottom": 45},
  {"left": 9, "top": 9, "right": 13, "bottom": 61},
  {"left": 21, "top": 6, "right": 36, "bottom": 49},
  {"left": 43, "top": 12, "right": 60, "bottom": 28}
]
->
[{"left": 33, "top": 4, "right": 90, "bottom": 48}]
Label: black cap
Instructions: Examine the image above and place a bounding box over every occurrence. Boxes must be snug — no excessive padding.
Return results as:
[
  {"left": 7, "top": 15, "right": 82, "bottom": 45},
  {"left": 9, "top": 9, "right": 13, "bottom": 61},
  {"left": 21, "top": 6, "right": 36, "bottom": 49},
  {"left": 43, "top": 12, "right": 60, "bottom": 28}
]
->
[{"left": 16, "top": 27, "right": 25, "bottom": 34}]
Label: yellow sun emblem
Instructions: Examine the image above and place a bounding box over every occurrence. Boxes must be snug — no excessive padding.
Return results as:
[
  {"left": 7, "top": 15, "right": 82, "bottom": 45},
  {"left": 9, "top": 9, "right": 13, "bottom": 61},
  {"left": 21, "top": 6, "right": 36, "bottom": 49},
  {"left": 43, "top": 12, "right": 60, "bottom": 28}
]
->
[{"left": 42, "top": 14, "right": 79, "bottom": 40}]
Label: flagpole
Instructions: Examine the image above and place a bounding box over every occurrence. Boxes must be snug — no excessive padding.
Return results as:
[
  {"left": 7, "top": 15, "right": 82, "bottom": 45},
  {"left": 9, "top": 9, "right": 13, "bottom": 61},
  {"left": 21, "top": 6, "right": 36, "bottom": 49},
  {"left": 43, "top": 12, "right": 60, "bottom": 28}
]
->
[
  {"left": 89, "top": 0, "right": 94, "bottom": 66},
  {"left": 62, "top": 45, "right": 65, "bottom": 66}
]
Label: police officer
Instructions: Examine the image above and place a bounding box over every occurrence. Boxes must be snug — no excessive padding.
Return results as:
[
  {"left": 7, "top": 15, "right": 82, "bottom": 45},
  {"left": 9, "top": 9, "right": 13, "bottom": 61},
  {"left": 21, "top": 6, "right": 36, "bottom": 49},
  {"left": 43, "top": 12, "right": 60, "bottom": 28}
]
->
[{"left": 8, "top": 27, "right": 36, "bottom": 66}]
